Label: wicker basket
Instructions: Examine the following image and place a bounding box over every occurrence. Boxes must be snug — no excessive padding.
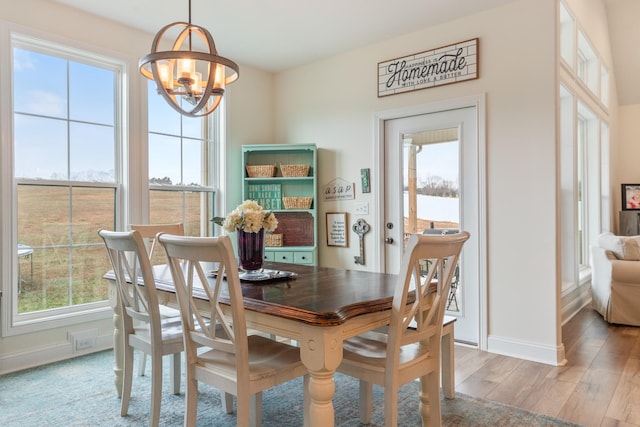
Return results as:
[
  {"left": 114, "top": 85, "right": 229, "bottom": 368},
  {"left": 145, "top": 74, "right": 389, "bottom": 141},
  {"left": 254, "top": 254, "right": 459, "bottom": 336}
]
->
[
  {"left": 246, "top": 165, "right": 276, "bottom": 178},
  {"left": 283, "top": 196, "right": 313, "bottom": 209},
  {"left": 280, "top": 164, "right": 310, "bottom": 177},
  {"left": 265, "top": 233, "right": 283, "bottom": 247}
]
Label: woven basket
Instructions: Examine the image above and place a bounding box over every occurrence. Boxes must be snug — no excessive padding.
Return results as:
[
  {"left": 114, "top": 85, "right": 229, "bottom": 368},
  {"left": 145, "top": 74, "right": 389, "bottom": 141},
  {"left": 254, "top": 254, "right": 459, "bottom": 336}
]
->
[
  {"left": 280, "top": 164, "right": 310, "bottom": 177},
  {"left": 246, "top": 165, "right": 276, "bottom": 178},
  {"left": 265, "top": 233, "right": 283, "bottom": 247},
  {"left": 283, "top": 196, "right": 313, "bottom": 209}
]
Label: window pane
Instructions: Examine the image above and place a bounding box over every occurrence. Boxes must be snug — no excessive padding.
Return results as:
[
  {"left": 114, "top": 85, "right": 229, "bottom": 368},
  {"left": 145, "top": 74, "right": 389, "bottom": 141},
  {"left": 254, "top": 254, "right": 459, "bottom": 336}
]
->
[
  {"left": 13, "top": 43, "right": 120, "bottom": 317},
  {"left": 183, "top": 138, "right": 203, "bottom": 186},
  {"left": 69, "top": 62, "right": 114, "bottom": 125},
  {"left": 14, "top": 115, "right": 68, "bottom": 180},
  {"left": 148, "top": 80, "right": 181, "bottom": 135},
  {"left": 182, "top": 115, "right": 202, "bottom": 139},
  {"left": 17, "top": 185, "right": 115, "bottom": 313},
  {"left": 70, "top": 122, "right": 115, "bottom": 182},
  {"left": 71, "top": 245, "right": 111, "bottom": 305},
  {"left": 13, "top": 48, "right": 67, "bottom": 118},
  {"left": 19, "top": 246, "right": 70, "bottom": 312},
  {"left": 149, "top": 134, "right": 181, "bottom": 185},
  {"left": 18, "top": 185, "right": 71, "bottom": 247},
  {"left": 150, "top": 190, "right": 211, "bottom": 235},
  {"left": 70, "top": 187, "right": 116, "bottom": 243}
]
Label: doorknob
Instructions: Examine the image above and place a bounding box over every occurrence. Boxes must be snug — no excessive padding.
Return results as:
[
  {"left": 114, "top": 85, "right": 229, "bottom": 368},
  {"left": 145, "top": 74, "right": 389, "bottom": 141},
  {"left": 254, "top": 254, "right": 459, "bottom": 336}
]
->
[{"left": 385, "top": 237, "right": 394, "bottom": 244}]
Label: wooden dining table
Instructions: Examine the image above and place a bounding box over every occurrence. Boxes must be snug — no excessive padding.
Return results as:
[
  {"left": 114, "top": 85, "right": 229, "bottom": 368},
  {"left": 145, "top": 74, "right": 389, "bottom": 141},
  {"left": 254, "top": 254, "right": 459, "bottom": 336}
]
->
[{"left": 105, "top": 261, "right": 455, "bottom": 427}]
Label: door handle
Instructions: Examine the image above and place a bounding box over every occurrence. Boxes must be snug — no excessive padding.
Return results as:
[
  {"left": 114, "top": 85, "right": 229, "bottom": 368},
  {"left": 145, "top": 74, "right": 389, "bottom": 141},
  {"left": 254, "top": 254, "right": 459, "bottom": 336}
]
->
[{"left": 385, "top": 237, "right": 394, "bottom": 244}]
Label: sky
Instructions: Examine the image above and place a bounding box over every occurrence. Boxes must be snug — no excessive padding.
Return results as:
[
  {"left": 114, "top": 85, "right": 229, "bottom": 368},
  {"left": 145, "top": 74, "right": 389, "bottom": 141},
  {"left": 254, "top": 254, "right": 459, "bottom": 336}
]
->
[{"left": 13, "top": 47, "right": 206, "bottom": 186}]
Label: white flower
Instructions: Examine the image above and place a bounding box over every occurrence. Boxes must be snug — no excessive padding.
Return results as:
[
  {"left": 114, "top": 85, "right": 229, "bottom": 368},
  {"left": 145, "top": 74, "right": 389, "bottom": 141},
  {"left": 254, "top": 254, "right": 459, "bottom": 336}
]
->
[{"left": 212, "top": 200, "right": 278, "bottom": 233}]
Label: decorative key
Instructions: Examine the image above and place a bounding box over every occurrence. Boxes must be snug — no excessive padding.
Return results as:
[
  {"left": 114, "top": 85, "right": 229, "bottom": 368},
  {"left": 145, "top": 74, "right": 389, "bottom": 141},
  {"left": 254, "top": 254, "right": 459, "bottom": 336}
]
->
[{"left": 352, "top": 218, "right": 371, "bottom": 265}]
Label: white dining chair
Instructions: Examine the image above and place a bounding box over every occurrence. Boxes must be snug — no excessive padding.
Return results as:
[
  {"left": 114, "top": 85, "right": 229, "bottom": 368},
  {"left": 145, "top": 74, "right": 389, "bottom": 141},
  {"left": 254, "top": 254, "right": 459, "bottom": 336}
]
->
[
  {"left": 98, "top": 229, "right": 184, "bottom": 427},
  {"left": 129, "top": 223, "right": 184, "bottom": 376},
  {"left": 130, "top": 223, "right": 184, "bottom": 266},
  {"left": 337, "top": 231, "right": 470, "bottom": 427},
  {"left": 159, "top": 233, "right": 308, "bottom": 427}
]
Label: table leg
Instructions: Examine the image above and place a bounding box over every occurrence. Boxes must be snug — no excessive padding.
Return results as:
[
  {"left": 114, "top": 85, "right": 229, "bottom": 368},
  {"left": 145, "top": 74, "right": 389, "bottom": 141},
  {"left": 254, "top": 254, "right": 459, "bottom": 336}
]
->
[
  {"left": 299, "top": 326, "right": 342, "bottom": 427},
  {"left": 108, "top": 281, "right": 124, "bottom": 398}
]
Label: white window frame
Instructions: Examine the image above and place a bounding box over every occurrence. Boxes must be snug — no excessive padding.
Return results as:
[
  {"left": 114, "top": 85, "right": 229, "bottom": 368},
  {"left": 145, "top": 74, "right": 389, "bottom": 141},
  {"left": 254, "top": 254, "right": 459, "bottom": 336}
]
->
[
  {"left": 1, "top": 29, "right": 126, "bottom": 336},
  {"left": 146, "top": 80, "right": 222, "bottom": 236}
]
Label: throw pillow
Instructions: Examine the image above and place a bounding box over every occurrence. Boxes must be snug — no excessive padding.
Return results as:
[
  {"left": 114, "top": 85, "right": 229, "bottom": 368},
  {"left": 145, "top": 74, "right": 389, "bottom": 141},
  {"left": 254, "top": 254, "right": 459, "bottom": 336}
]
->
[{"left": 598, "top": 232, "right": 640, "bottom": 260}]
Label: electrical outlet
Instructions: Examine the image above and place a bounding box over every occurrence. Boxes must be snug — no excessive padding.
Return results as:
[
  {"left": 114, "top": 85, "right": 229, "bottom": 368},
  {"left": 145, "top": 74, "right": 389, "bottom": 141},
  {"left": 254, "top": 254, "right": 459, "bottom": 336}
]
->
[
  {"left": 354, "top": 202, "right": 369, "bottom": 215},
  {"left": 69, "top": 329, "right": 98, "bottom": 353}
]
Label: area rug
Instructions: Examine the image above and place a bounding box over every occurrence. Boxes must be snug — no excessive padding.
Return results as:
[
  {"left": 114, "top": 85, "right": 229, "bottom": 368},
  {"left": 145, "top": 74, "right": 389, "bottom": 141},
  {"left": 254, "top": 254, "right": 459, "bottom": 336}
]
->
[{"left": 0, "top": 350, "right": 582, "bottom": 426}]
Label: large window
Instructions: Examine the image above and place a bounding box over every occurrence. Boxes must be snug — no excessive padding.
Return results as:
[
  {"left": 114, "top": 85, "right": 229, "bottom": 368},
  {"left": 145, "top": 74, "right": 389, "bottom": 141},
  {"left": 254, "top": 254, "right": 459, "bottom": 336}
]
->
[
  {"left": 147, "top": 81, "right": 218, "bottom": 238},
  {"left": 558, "top": 1, "right": 610, "bottom": 294},
  {"left": 12, "top": 35, "right": 122, "bottom": 322}
]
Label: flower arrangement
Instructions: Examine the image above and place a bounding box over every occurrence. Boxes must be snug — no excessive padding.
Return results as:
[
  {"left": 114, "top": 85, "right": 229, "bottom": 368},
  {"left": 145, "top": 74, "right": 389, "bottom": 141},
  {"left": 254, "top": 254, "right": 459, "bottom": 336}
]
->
[{"left": 212, "top": 200, "right": 278, "bottom": 233}]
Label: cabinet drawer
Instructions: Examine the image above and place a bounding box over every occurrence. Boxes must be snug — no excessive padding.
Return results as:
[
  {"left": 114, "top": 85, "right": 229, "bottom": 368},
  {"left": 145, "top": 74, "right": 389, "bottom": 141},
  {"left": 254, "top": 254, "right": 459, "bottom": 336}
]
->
[
  {"left": 294, "top": 251, "right": 314, "bottom": 265},
  {"left": 273, "top": 251, "right": 294, "bottom": 263},
  {"left": 263, "top": 251, "right": 275, "bottom": 262}
]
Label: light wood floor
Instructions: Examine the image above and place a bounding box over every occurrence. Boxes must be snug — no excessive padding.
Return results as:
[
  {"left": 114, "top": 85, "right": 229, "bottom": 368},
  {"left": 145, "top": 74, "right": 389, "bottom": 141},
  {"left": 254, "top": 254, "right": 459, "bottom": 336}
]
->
[{"left": 452, "top": 306, "right": 640, "bottom": 426}]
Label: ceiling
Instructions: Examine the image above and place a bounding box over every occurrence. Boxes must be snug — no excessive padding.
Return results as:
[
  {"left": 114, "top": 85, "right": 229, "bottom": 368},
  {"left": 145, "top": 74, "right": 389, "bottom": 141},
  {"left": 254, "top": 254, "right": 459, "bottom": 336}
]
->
[{"left": 50, "top": 0, "right": 639, "bottom": 105}]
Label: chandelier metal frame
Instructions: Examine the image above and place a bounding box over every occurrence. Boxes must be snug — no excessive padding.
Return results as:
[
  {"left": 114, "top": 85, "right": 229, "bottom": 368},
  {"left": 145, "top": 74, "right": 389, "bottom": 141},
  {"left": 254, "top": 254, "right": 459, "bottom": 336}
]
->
[{"left": 139, "top": 1, "right": 239, "bottom": 117}]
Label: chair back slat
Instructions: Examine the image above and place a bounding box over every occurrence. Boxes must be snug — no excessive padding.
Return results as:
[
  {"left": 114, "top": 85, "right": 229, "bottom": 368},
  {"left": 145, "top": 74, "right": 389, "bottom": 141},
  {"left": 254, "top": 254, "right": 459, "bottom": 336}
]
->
[
  {"left": 387, "top": 232, "right": 470, "bottom": 371},
  {"left": 130, "top": 223, "right": 184, "bottom": 265},
  {"left": 159, "top": 234, "right": 249, "bottom": 364},
  {"left": 99, "top": 229, "right": 163, "bottom": 340}
]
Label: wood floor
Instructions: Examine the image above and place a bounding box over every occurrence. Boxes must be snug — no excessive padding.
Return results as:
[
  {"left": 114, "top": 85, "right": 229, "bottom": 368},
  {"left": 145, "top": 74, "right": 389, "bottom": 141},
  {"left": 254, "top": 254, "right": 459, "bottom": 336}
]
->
[{"left": 452, "top": 306, "right": 640, "bottom": 426}]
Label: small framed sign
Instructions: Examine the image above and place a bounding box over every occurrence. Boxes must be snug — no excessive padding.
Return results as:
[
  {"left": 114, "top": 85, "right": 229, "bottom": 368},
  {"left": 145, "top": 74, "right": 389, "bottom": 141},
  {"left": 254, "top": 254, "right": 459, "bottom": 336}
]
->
[
  {"left": 326, "top": 212, "right": 348, "bottom": 247},
  {"left": 622, "top": 184, "right": 640, "bottom": 210}
]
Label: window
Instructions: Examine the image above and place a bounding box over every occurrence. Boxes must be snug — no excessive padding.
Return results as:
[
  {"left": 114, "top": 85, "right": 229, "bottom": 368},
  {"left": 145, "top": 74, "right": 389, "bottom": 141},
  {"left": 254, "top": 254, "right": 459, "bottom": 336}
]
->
[
  {"left": 11, "top": 35, "right": 122, "bottom": 322},
  {"left": 577, "top": 30, "right": 598, "bottom": 96},
  {"left": 147, "top": 80, "right": 218, "bottom": 238},
  {"left": 559, "top": 1, "right": 575, "bottom": 68}
]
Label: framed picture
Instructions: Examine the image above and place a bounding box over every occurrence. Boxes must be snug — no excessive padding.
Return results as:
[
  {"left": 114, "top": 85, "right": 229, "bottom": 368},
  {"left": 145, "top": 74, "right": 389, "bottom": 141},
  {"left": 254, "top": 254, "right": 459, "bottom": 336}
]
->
[
  {"left": 326, "top": 212, "right": 348, "bottom": 247},
  {"left": 622, "top": 184, "right": 640, "bottom": 210}
]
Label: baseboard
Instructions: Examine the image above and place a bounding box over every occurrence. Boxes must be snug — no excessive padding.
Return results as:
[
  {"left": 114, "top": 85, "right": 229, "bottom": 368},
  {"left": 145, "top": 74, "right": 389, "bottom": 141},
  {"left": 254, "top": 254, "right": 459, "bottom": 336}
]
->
[
  {"left": 487, "top": 335, "right": 567, "bottom": 366},
  {"left": 0, "top": 334, "right": 112, "bottom": 375}
]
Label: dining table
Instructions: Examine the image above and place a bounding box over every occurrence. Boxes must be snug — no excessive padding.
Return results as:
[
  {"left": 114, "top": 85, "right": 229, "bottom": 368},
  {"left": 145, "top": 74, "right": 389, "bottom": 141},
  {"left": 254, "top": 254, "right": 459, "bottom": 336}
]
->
[{"left": 105, "top": 261, "right": 455, "bottom": 427}]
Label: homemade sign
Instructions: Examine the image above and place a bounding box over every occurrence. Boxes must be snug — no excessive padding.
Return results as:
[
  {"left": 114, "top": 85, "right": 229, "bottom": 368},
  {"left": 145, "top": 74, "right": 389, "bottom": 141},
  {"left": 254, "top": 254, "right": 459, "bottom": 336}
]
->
[
  {"left": 324, "top": 178, "right": 355, "bottom": 201},
  {"left": 378, "top": 38, "right": 478, "bottom": 98},
  {"left": 247, "top": 183, "right": 282, "bottom": 210}
]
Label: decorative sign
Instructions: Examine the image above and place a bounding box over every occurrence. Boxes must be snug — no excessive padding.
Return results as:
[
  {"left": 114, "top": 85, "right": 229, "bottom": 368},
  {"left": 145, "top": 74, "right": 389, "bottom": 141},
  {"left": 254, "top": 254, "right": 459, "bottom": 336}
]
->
[
  {"left": 360, "top": 168, "right": 371, "bottom": 193},
  {"left": 324, "top": 178, "right": 355, "bottom": 201},
  {"left": 326, "top": 212, "right": 348, "bottom": 247},
  {"left": 247, "top": 183, "right": 282, "bottom": 210},
  {"left": 378, "top": 38, "right": 478, "bottom": 98}
]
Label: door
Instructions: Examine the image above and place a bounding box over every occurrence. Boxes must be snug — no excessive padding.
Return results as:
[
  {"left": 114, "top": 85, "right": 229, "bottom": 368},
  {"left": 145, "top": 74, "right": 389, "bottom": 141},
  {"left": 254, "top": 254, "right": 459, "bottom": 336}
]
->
[{"left": 383, "top": 106, "right": 480, "bottom": 345}]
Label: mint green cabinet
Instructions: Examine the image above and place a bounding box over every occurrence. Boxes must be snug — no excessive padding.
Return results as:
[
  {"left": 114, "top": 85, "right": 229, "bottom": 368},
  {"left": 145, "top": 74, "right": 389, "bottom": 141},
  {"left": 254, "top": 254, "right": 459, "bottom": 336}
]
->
[{"left": 242, "top": 144, "right": 318, "bottom": 266}]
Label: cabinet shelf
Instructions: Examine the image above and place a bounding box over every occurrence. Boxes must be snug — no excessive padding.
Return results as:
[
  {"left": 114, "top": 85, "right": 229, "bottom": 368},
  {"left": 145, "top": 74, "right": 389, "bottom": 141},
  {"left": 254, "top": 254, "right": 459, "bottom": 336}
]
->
[{"left": 242, "top": 144, "right": 318, "bottom": 266}]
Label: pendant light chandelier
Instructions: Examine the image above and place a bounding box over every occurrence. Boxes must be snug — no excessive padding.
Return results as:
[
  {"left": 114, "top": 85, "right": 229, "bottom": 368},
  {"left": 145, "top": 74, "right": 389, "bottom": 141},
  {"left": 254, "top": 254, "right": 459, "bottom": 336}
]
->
[{"left": 139, "top": 0, "right": 239, "bottom": 117}]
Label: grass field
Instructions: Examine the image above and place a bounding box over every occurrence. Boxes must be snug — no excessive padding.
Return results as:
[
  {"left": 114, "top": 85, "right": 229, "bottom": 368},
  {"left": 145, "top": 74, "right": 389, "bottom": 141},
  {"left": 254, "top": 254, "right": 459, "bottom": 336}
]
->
[
  {"left": 15, "top": 184, "right": 456, "bottom": 314},
  {"left": 16, "top": 185, "right": 204, "bottom": 313}
]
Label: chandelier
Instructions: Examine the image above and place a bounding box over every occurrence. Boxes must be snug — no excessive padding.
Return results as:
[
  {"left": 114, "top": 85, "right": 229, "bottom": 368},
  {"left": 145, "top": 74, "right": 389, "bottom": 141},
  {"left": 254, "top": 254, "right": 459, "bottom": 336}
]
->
[{"left": 139, "top": 0, "right": 239, "bottom": 117}]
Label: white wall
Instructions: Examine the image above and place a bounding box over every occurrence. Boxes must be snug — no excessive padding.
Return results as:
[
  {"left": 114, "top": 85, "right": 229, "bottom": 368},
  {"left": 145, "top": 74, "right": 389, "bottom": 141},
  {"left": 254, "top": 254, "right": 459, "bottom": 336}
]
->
[
  {"left": 0, "top": 0, "right": 626, "bottom": 370},
  {"left": 615, "top": 104, "right": 640, "bottom": 211},
  {"left": 274, "top": 0, "right": 563, "bottom": 363}
]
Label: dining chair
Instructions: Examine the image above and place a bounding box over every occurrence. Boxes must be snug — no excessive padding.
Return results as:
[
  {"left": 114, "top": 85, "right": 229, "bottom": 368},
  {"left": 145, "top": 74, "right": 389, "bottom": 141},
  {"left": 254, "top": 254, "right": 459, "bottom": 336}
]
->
[
  {"left": 129, "top": 223, "right": 184, "bottom": 376},
  {"left": 130, "top": 223, "right": 184, "bottom": 266},
  {"left": 158, "top": 233, "right": 308, "bottom": 427},
  {"left": 98, "top": 229, "right": 184, "bottom": 427},
  {"left": 337, "top": 231, "right": 470, "bottom": 427}
]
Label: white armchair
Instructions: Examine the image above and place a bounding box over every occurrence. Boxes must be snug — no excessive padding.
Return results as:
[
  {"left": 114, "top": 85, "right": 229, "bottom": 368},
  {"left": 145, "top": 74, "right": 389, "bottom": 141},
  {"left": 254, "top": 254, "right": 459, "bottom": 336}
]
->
[{"left": 590, "top": 232, "right": 640, "bottom": 326}]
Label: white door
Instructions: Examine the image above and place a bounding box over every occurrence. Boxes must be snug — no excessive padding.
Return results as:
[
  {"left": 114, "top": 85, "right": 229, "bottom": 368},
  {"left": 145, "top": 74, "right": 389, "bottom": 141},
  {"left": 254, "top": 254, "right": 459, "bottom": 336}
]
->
[{"left": 383, "top": 106, "right": 480, "bottom": 345}]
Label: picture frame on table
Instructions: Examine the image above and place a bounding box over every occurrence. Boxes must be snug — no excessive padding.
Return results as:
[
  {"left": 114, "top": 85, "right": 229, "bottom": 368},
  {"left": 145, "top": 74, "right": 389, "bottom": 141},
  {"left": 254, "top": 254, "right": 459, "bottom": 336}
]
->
[{"left": 621, "top": 184, "right": 640, "bottom": 210}]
